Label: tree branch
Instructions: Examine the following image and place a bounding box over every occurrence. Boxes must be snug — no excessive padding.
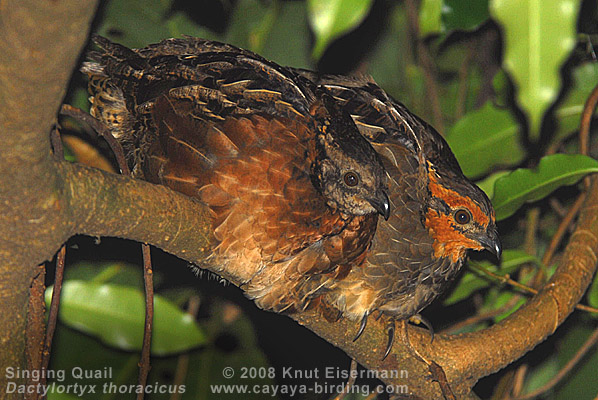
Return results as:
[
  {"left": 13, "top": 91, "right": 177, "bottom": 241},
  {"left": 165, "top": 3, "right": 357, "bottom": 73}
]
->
[
  {"left": 0, "top": 0, "right": 99, "bottom": 391},
  {"left": 61, "top": 162, "right": 218, "bottom": 278}
]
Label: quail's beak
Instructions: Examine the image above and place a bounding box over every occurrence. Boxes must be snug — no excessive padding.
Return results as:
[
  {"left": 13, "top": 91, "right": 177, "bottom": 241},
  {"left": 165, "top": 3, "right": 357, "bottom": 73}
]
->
[
  {"left": 478, "top": 227, "right": 502, "bottom": 259},
  {"left": 368, "top": 191, "right": 391, "bottom": 220}
]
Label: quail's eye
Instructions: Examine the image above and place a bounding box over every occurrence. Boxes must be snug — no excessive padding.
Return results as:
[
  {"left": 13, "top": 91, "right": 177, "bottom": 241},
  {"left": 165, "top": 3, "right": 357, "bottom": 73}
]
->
[
  {"left": 454, "top": 209, "right": 471, "bottom": 225},
  {"left": 343, "top": 171, "right": 359, "bottom": 187}
]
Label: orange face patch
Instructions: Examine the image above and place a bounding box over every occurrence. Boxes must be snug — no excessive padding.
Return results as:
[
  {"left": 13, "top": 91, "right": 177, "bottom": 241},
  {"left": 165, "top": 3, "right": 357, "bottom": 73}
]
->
[
  {"left": 425, "top": 210, "right": 484, "bottom": 262},
  {"left": 425, "top": 164, "right": 491, "bottom": 262},
  {"left": 427, "top": 164, "right": 493, "bottom": 227}
]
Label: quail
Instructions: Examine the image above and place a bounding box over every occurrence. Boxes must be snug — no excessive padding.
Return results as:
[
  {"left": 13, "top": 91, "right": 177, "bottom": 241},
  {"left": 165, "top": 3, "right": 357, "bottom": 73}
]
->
[
  {"left": 82, "top": 35, "right": 390, "bottom": 313},
  {"left": 293, "top": 72, "right": 501, "bottom": 355},
  {"left": 82, "top": 36, "right": 500, "bottom": 358}
]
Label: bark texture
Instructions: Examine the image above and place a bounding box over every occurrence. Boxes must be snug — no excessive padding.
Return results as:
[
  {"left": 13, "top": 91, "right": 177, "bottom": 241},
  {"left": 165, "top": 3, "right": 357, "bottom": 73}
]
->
[{"left": 0, "top": 1, "right": 99, "bottom": 393}]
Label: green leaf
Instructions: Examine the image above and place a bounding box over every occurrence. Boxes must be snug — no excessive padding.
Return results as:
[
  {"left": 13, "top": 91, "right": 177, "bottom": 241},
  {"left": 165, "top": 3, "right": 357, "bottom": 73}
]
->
[
  {"left": 492, "top": 154, "right": 598, "bottom": 220},
  {"left": 492, "top": 69, "right": 511, "bottom": 107},
  {"left": 520, "top": 355, "right": 560, "bottom": 395},
  {"left": 443, "top": 0, "right": 490, "bottom": 32},
  {"left": 97, "top": 0, "right": 218, "bottom": 48},
  {"left": 445, "top": 250, "right": 539, "bottom": 305},
  {"left": 446, "top": 102, "right": 525, "bottom": 178},
  {"left": 554, "top": 63, "right": 598, "bottom": 141},
  {"left": 308, "top": 0, "right": 374, "bottom": 60},
  {"left": 67, "top": 87, "right": 90, "bottom": 112},
  {"left": 419, "top": 0, "right": 489, "bottom": 37},
  {"left": 490, "top": 0, "right": 581, "bottom": 140},
  {"left": 225, "top": 0, "right": 277, "bottom": 53},
  {"left": 164, "top": 11, "right": 219, "bottom": 41},
  {"left": 47, "top": 318, "right": 171, "bottom": 399},
  {"left": 492, "top": 291, "right": 526, "bottom": 322},
  {"left": 65, "top": 262, "right": 142, "bottom": 286},
  {"left": 96, "top": 0, "right": 176, "bottom": 47},
  {"left": 368, "top": 4, "right": 424, "bottom": 113},
  {"left": 45, "top": 281, "right": 205, "bottom": 355},
  {"left": 554, "top": 325, "right": 598, "bottom": 398},
  {"left": 419, "top": 0, "right": 443, "bottom": 37},
  {"left": 260, "top": 1, "right": 312, "bottom": 68},
  {"left": 588, "top": 271, "right": 598, "bottom": 315},
  {"left": 46, "top": 297, "right": 273, "bottom": 400},
  {"left": 436, "top": 45, "right": 484, "bottom": 122},
  {"left": 184, "top": 301, "right": 274, "bottom": 399},
  {"left": 476, "top": 171, "right": 510, "bottom": 198},
  {"left": 48, "top": 394, "right": 82, "bottom": 400}
]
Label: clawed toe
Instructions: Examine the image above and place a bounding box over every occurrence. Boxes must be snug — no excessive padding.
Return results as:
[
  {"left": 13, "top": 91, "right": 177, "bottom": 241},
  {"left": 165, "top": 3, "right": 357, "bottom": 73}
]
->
[
  {"left": 353, "top": 312, "right": 369, "bottom": 342},
  {"left": 409, "top": 314, "right": 434, "bottom": 342},
  {"left": 352, "top": 313, "right": 433, "bottom": 360},
  {"left": 382, "top": 319, "right": 395, "bottom": 360}
]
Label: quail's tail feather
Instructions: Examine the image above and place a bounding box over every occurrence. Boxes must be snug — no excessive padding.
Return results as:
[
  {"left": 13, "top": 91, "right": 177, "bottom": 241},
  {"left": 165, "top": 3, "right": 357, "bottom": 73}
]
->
[
  {"left": 83, "top": 73, "right": 132, "bottom": 142},
  {"left": 80, "top": 35, "right": 149, "bottom": 147},
  {"left": 89, "top": 34, "right": 145, "bottom": 65}
]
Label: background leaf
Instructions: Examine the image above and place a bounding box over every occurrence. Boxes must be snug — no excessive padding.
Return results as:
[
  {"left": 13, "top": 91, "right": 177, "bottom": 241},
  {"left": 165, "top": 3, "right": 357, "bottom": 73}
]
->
[
  {"left": 445, "top": 250, "right": 539, "bottom": 305},
  {"left": 554, "top": 323, "right": 598, "bottom": 398},
  {"left": 490, "top": 291, "right": 526, "bottom": 322},
  {"left": 308, "top": 0, "right": 374, "bottom": 59},
  {"left": 367, "top": 3, "right": 425, "bottom": 113},
  {"left": 258, "top": 1, "right": 312, "bottom": 68},
  {"left": 96, "top": 0, "right": 176, "bottom": 47},
  {"left": 45, "top": 281, "right": 206, "bottom": 355},
  {"left": 419, "top": 0, "right": 443, "bottom": 37},
  {"left": 182, "top": 301, "right": 275, "bottom": 399},
  {"left": 447, "top": 101, "right": 525, "bottom": 178},
  {"left": 224, "top": 0, "right": 277, "bottom": 52},
  {"left": 490, "top": 0, "right": 580, "bottom": 140},
  {"left": 553, "top": 62, "right": 598, "bottom": 141},
  {"left": 420, "top": 0, "right": 490, "bottom": 37},
  {"left": 588, "top": 272, "right": 598, "bottom": 313},
  {"left": 476, "top": 171, "right": 511, "bottom": 198},
  {"left": 492, "top": 154, "right": 598, "bottom": 220},
  {"left": 443, "top": 0, "right": 490, "bottom": 32}
]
